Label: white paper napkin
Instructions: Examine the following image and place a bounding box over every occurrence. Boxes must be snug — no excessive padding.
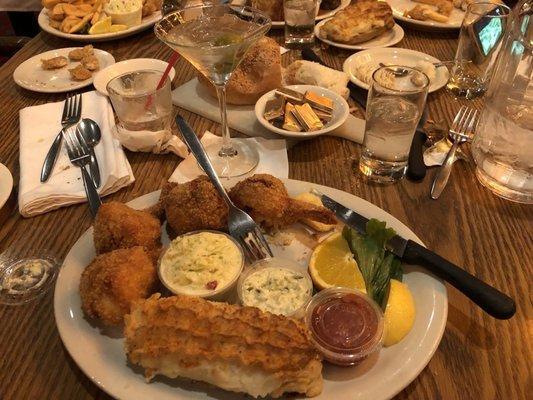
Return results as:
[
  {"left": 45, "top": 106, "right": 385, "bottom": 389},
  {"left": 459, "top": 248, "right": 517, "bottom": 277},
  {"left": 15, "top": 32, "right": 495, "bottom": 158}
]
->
[
  {"left": 19, "top": 91, "right": 135, "bottom": 217},
  {"left": 169, "top": 131, "right": 288, "bottom": 184},
  {"left": 172, "top": 78, "right": 365, "bottom": 144}
]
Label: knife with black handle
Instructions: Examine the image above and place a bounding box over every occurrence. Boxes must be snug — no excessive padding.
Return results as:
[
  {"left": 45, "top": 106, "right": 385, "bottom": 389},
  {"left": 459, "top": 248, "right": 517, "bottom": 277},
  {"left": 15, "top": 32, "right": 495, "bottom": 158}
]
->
[
  {"left": 301, "top": 48, "right": 428, "bottom": 181},
  {"left": 312, "top": 189, "right": 516, "bottom": 320}
]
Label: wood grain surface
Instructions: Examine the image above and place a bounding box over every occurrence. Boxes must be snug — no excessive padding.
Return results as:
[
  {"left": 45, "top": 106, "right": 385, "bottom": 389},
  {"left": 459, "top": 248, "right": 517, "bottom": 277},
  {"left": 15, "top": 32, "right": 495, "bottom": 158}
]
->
[{"left": 0, "top": 19, "right": 531, "bottom": 400}]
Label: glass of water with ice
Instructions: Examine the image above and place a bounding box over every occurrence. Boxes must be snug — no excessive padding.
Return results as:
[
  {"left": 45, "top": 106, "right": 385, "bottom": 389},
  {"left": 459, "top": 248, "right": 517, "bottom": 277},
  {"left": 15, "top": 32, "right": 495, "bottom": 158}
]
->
[
  {"left": 359, "top": 65, "right": 429, "bottom": 183},
  {"left": 284, "top": 0, "right": 316, "bottom": 48}
]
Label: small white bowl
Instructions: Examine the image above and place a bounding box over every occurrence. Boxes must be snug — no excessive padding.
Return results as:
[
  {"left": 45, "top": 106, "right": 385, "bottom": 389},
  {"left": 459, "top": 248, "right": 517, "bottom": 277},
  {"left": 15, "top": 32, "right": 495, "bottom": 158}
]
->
[
  {"left": 158, "top": 230, "right": 245, "bottom": 302},
  {"left": 254, "top": 85, "right": 349, "bottom": 139},
  {"left": 93, "top": 58, "right": 176, "bottom": 96}
]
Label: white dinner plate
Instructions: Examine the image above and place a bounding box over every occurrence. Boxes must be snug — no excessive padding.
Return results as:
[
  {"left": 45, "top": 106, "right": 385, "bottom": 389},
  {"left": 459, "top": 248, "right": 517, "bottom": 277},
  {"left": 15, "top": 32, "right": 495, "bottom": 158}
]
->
[
  {"left": 13, "top": 48, "right": 115, "bottom": 94},
  {"left": 38, "top": 9, "right": 162, "bottom": 42},
  {"left": 54, "top": 178, "right": 447, "bottom": 400},
  {"left": 93, "top": 58, "right": 177, "bottom": 96},
  {"left": 0, "top": 163, "right": 13, "bottom": 210},
  {"left": 272, "top": 0, "right": 350, "bottom": 27},
  {"left": 315, "top": 20, "right": 405, "bottom": 50},
  {"left": 343, "top": 48, "right": 449, "bottom": 93},
  {"left": 386, "top": 0, "right": 465, "bottom": 30},
  {"left": 255, "top": 85, "right": 349, "bottom": 139}
]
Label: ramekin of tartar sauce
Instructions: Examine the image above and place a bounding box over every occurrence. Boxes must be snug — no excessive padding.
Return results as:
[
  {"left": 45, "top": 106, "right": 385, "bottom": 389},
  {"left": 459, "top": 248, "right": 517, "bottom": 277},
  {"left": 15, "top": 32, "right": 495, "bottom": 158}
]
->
[
  {"left": 158, "top": 230, "right": 244, "bottom": 301},
  {"left": 104, "top": 0, "right": 143, "bottom": 28},
  {"left": 237, "top": 258, "right": 313, "bottom": 318},
  {"left": 305, "top": 287, "right": 384, "bottom": 366}
]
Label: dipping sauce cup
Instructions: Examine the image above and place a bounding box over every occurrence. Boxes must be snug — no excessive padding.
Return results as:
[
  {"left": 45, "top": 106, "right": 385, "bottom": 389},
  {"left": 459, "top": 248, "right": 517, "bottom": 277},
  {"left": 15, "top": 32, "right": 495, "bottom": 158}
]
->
[{"left": 305, "top": 287, "right": 384, "bottom": 366}]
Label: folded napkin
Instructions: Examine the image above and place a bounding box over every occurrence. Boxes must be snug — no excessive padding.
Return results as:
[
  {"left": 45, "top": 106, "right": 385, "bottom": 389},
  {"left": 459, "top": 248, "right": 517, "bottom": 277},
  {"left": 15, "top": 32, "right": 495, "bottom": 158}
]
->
[
  {"left": 172, "top": 79, "right": 365, "bottom": 144},
  {"left": 169, "top": 131, "right": 288, "bottom": 184},
  {"left": 19, "top": 91, "right": 134, "bottom": 217}
]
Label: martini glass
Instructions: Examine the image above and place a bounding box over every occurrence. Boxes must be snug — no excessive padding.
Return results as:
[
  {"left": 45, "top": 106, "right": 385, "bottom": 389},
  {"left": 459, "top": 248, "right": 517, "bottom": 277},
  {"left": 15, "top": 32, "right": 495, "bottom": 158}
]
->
[{"left": 155, "top": 3, "right": 271, "bottom": 178}]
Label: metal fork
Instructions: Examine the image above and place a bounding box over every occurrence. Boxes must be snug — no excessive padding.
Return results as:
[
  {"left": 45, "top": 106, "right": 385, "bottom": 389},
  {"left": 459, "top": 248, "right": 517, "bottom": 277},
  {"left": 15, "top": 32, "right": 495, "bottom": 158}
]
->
[
  {"left": 430, "top": 106, "right": 478, "bottom": 199},
  {"left": 63, "top": 126, "right": 101, "bottom": 217},
  {"left": 40, "top": 93, "right": 82, "bottom": 182},
  {"left": 175, "top": 115, "right": 273, "bottom": 261}
]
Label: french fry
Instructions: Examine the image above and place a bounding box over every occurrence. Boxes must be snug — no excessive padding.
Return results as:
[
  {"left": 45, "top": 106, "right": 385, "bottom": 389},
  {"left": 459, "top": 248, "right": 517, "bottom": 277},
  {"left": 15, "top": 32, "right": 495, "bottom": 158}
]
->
[
  {"left": 68, "top": 12, "right": 93, "bottom": 33},
  {"left": 50, "top": 3, "right": 66, "bottom": 20},
  {"left": 63, "top": 3, "right": 92, "bottom": 17},
  {"left": 91, "top": 2, "right": 103, "bottom": 24},
  {"left": 60, "top": 16, "right": 80, "bottom": 32},
  {"left": 49, "top": 19, "right": 62, "bottom": 29},
  {"left": 42, "top": 0, "right": 64, "bottom": 9}
]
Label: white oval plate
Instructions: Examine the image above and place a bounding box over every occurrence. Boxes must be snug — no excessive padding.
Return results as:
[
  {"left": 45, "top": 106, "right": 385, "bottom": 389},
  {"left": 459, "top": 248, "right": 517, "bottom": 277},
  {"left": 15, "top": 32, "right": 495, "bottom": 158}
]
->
[
  {"left": 386, "top": 0, "right": 465, "bottom": 30},
  {"left": 272, "top": 0, "right": 350, "bottom": 27},
  {"left": 54, "top": 178, "right": 447, "bottom": 400},
  {"left": 13, "top": 47, "right": 115, "bottom": 93},
  {"left": 315, "top": 20, "right": 405, "bottom": 50},
  {"left": 343, "top": 48, "right": 449, "bottom": 93},
  {"left": 255, "top": 85, "right": 349, "bottom": 139},
  {"left": 38, "top": 9, "right": 161, "bottom": 42},
  {"left": 0, "top": 163, "right": 13, "bottom": 210},
  {"left": 93, "top": 58, "right": 176, "bottom": 96}
]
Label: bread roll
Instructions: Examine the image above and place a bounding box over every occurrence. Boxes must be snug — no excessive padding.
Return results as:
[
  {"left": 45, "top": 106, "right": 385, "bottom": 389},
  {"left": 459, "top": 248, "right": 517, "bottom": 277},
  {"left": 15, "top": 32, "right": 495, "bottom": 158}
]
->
[{"left": 198, "top": 37, "right": 282, "bottom": 105}]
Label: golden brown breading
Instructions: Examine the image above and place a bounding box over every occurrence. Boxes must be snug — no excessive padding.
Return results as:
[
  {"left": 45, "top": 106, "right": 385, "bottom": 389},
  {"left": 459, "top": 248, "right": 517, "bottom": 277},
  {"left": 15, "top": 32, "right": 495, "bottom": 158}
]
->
[
  {"left": 68, "top": 44, "right": 94, "bottom": 61},
  {"left": 143, "top": 181, "right": 178, "bottom": 222},
  {"left": 81, "top": 54, "right": 99, "bottom": 71},
  {"left": 68, "top": 64, "right": 92, "bottom": 81},
  {"left": 93, "top": 201, "right": 162, "bottom": 261},
  {"left": 41, "top": 56, "right": 68, "bottom": 70},
  {"left": 80, "top": 247, "right": 158, "bottom": 326},
  {"left": 229, "top": 174, "right": 337, "bottom": 230},
  {"left": 164, "top": 176, "right": 228, "bottom": 236},
  {"left": 142, "top": 0, "right": 162, "bottom": 17},
  {"left": 125, "top": 294, "right": 323, "bottom": 398}
]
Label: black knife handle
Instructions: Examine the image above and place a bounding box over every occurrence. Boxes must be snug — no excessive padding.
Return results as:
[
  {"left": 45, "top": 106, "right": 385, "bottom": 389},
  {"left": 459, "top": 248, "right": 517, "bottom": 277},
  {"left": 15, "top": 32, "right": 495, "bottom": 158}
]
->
[
  {"left": 406, "top": 130, "right": 427, "bottom": 182},
  {"left": 403, "top": 240, "right": 516, "bottom": 319}
]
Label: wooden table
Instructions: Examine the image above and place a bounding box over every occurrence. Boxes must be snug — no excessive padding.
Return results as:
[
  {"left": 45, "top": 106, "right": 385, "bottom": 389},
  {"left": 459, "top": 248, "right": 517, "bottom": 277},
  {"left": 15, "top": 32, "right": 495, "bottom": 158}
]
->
[{"left": 0, "top": 23, "right": 531, "bottom": 400}]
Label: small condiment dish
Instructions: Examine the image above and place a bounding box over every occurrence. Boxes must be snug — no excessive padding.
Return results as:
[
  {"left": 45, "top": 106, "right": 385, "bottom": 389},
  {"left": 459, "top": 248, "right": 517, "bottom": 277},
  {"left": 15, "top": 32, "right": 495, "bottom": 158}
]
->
[
  {"left": 237, "top": 257, "right": 313, "bottom": 318},
  {"left": 305, "top": 287, "right": 384, "bottom": 366},
  {"left": 254, "top": 85, "right": 349, "bottom": 139},
  {"left": 158, "top": 230, "right": 245, "bottom": 302}
]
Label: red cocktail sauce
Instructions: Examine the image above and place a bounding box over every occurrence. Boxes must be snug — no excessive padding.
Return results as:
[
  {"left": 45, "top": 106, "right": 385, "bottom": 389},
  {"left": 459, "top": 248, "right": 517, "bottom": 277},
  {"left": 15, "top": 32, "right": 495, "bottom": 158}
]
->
[{"left": 306, "top": 289, "right": 384, "bottom": 366}]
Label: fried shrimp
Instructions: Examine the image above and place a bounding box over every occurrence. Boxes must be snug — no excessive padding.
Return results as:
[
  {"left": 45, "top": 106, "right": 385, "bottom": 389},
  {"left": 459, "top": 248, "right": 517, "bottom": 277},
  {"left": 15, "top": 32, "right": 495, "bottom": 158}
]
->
[{"left": 80, "top": 247, "right": 158, "bottom": 326}]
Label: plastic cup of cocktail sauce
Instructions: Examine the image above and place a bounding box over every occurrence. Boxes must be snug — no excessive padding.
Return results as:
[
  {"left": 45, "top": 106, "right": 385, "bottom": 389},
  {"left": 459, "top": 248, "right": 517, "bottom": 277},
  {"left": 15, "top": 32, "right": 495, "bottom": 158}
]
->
[{"left": 304, "top": 287, "right": 384, "bottom": 366}]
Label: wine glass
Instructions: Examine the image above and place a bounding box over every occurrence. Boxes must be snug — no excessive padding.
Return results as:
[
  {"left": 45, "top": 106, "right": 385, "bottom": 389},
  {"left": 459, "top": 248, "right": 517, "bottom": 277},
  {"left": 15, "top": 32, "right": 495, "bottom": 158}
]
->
[{"left": 155, "top": 2, "right": 272, "bottom": 178}]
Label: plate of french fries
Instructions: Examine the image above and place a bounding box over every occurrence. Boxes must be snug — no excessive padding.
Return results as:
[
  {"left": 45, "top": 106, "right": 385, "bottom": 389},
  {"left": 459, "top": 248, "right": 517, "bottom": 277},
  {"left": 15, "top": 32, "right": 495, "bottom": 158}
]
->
[{"left": 38, "top": 0, "right": 162, "bottom": 41}]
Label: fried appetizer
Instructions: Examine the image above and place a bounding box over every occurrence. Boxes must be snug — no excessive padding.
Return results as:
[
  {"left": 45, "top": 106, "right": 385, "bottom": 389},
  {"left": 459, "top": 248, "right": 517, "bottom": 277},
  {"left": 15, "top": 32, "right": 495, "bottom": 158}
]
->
[
  {"left": 80, "top": 247, "right": 158, "bottom": 326},
  {"left": 68, "top": 45, "right": 94, "bottom": 61},
  {"left": 68, "top": 64, "right": 92, "bottom": 81},
  {"left": 125, "top": 294, "right": 323, "bottom": 398},
  {"left": 81, "top": 54, "right": 99, "bottom": 71},
  {"left": 93, "top": 201, "right": 162, "bottom": 261},
  {"left": 164, "top": 176, "right": 228, "bottom": 236},
  {"left": 229, "top": 174, "right": 336, "bottom": 230},
  {"left": 320, "top": 0, "right": 395, "bottom": 44},
  {"left": 404, "top": 5, "right": 449, "bottom": 22},
  {"left": 41, "top": 56, "right": 68, "bottom": 70}
]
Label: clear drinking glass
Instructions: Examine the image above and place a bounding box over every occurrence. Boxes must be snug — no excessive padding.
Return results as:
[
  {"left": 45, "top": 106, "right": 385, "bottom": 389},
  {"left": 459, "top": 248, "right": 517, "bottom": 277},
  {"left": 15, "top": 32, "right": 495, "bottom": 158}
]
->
[
  {"left": 284, "top": 0, "right": 316, "bottom": 48},
  {"left": 359, "top": 66, "right": 429, "bottom": 183},
  {"left": 447, "top": 2, "right": 511, "bottom": 99},
  {"left": 155, "top": 3, "right": 271, "bottom": 178},
  {"left": 471, "top": 0, "right": 533, "bottom": 203},
  {"left": 107, "top": 70, "right": 172, "bottom": 133}
]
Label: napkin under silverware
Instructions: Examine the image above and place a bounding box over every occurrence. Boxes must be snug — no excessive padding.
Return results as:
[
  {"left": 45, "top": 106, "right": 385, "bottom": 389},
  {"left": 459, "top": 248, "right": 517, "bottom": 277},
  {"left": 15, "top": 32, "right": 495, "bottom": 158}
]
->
[
  {"left": 169, "top": 131, "right": 288, "bottom": 184},
  {"left": 19, "top": 91, "right": 134, "bottom": 217}
]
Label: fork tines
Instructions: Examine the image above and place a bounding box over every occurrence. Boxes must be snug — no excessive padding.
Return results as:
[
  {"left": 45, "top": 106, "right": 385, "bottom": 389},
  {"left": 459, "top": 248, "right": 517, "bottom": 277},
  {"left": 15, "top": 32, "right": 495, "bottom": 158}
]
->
[{"left": 240, "top": 227, "right": 273, "bottom": 261}]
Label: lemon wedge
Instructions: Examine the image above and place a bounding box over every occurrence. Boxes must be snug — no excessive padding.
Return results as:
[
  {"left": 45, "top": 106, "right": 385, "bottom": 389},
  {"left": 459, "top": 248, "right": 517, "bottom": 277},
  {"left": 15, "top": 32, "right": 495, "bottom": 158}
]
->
[
  {"left": 294, "top": 192, "right": 336, "bottom": 232},
  {"left": 383, "top": 279, "right": 416, "bottom": 347},
  {"left": 309, "top": 232, "right": 365, "bottom": 291},
  {"left": 110, "top": 24, "right": 128, "bottom": 32},
  {"left": 89, "top": 17, "right": 112, "bottom": 35}
]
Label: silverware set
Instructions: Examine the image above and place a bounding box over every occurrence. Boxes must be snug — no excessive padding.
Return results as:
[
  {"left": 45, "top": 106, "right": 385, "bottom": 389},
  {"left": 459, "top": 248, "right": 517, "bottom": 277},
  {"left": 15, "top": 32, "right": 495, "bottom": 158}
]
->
[
  {"left": 176, "top": 115, "right": 273, "bottom": 262},
  {"left": 40, "top": 93, "right": 102, "bottom": 216}
]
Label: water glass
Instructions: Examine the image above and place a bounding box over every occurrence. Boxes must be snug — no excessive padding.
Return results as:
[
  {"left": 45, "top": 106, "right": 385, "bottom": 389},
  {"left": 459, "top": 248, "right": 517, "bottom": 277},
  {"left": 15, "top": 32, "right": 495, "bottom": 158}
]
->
[
  {"left": 447, "top": 2, "right": 510, "bottom": 99},
  {"left": 107, "top": 70, "right": 172, "bottom": 133},
  {"left": 359, "top": 66, "right": 429, "bottom": 183},
  {"left": 284, "top": 0, "right": 316, "bottom": 48}
]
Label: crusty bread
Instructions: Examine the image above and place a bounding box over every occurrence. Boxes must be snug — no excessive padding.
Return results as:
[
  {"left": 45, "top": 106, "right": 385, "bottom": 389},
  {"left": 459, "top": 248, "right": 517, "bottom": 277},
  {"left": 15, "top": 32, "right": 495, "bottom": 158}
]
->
[
  {"left": 198, "top": 37, "right": 282, "bottom": 105},
  {"left": 320, "top": 0, "right": 395, "bottom": 44}
]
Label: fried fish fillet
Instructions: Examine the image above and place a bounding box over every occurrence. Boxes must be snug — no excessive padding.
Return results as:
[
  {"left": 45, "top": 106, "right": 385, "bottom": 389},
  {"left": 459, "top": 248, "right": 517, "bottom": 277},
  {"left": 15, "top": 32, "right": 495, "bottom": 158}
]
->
[
  {"left": 81, "top": 54, "right": 99, "bottom": 71},
  {"left": 69, "top": 64, "right": 92, "bottom": 81},
  {"left": 125, "top": 294, "right": 323, "bottom": 398},
  {"left": 229, "top": 174, "right": 337, "bottom": 230}
]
